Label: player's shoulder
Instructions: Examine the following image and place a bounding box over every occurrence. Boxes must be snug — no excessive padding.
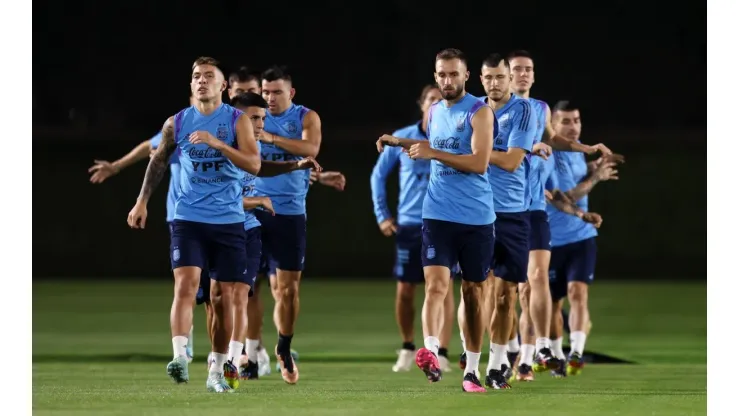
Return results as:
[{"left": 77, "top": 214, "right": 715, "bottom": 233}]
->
[
  {"left": 292, "top": 103, "right": 316, "bottom": 122},
  {"left": 527, "top": 97, "right": 548, "bottom": 109}
]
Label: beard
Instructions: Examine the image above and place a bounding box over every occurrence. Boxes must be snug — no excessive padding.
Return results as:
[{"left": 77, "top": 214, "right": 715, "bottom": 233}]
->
[{"left": 440, "top": 84, "right": 463, "bottom": 100}]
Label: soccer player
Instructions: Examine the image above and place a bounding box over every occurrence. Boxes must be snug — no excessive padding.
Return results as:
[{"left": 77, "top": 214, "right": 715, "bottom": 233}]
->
[
  {"left": 471, "top": 53, "right": 537, "bottom": 389},
  {"left": 220, "top": 92, "right": 321, "bottom": 385},
  {"left": 228, "top": 67, "right": 261, "bottom": 99},
  {"left": 542, "top": 100, "right": 618, "bottom": 377},
  {"left": 371, "top": 84, "right": 458, "bottom": 373},
  {"left": 252, "top": 65, "right": 322, "bottom": 384},
  {"left": 126, "top": 57, "right": 262, "bottom": 393},
  {"left": 377, "top": 48, "right": 495, "bottom": 393}
]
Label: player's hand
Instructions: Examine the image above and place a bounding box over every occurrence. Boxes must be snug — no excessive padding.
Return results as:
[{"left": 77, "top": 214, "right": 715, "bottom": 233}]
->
[
  {"left": 544, "top": 189, "right": 554, "bottom": 201},
  {"left": 189, "top": 131, "right": 221, "bottom": 149},
  {"left": 582, "top": 212, "right": 603, "bottom": 228},
  {"left": 127, "top": 201, "right": 148, "bottom": 229},
  {"left": 585, "top": 143, "right": 613, "bottom": 156},
  {"left": 296, "top": 157, "right": 322, "bottom": 172},
  {"left": 259, "top": 131, "right": 275, "bottom": 144},
  {"left": 318, "top": 171, "right": 346, "bottom": 191},
  {"left": 532, "top": 142, "right": 552, "bottom": 160},
  {"left": 88, "top": 160, "right": 119, "bottom": 184},
  {"left": 259, "top": 197, "right": 276, "bottom": 216},
  {"left": 309, "top": 170, "right": 319, "bottom": 185},
  {"left": 379, "top": 218, "right": 398, "bottom": 237},
  {"left": 376, "top": 134, "right": 400, "bottom": 152},
  {"left": 408, "top": 141, "right": 434, "bottom": 160},
  {"left": 594, "top": 160, "right": 619, "bottom": 181}
]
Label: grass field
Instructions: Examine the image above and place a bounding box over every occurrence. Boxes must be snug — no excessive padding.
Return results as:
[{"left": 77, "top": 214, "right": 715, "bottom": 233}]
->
[{"left": 32, "top": 279, "right": 707, "bottom": 415}]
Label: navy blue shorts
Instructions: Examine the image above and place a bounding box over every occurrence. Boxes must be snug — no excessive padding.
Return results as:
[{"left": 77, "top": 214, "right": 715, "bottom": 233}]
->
[
  {"left": 549, "top": 237, "right": 597, "bottom": 301},
  {"left": 528, "top": 210, "right": 551, "bottom": 251},
  {"left": 394, "top": 224, "right": 424, "bottom": 283},
  {"left": 169, "top": 222, "right": 214, "bottom": 305},
  {"left": 170, "top": 220, "right": 249, "bottom": 285},
  {"left": 421, "top": 219, "right": 495, "bottom": 283},
  {"left": 491, "top": 212, "right": 531, "bottom": 283},
  {"left": 254, "top": 211, "right": 307, "bottom": 273}
]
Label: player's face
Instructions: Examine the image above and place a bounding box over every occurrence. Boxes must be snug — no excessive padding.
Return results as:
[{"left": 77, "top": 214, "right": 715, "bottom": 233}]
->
[
  {"left": 228, "top": 80, "right": 261, "bottom": 99},
  {"left": 236, "top": 105, "right": 267, "bottom": 138},
  {"left": 262, "top": 79, "right": 295, "bottom": 115},
  {"left": 191, "top": 64, "right": 226, "bottom": 102},
  {"left": 434, "top": 59, "right": 469, "bottom": 101},
  {"left": 509, "top": 57, "right": 534, "bottom": 94},
  {"left": 480, "top": 62, "right": 512, "bottom": 102},
  {"left": 553, "top": 110, "right": 582, "bottom": 141},
  {"left": 420, "top": 88, "right": 442, "bottom": 114}
]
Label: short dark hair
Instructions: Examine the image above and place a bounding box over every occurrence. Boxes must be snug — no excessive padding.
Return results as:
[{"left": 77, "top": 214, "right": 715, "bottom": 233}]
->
[
  {"left": 482, "top": 53, "right": 509, "bottom": 70},
  {"left": 262, "top": 65, "right": 292, "bottom": 83},
  {"left": 418, "top": 84, "right": 439, "bottom": 105},
  {"left": 229, "top": 66, "right": 260, "bottom": 86},
  {"left": 230, "top": 92, "right": 268, "bottom": 109},
  {"left": 435, "top": 48, "right": 467, "bottom": 66},
  {"left": 507, "top": 50, "right": 533, "bottom": 61},
  {"left": 192, "top": 56, "right": 220, "bottom": 69},
  {"left": 552, "top": 100, "right": 579, "bottom": 113}
]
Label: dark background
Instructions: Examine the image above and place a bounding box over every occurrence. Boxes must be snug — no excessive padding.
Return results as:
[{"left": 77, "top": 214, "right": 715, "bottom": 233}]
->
[{"left": 32, "top": 1, "right": 707, "bottom": 280}]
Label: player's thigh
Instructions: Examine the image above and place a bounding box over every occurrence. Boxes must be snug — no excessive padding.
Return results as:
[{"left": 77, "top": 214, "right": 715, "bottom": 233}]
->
[
  {"left": 254, "top": 210, "right": 278, "bottom": 272},
  {"left": 565, "top": 237, "right": 597, "bottom": 286},
  {"left": 457, "top": 223, "right": 495, "bottom": 284},
  {"left": 421, "top": 219, "right": 460, "bottom": 276},
  {"left": 394, "top": 224, "right": 424, "bottom": 284},
  {"left": 270, "top": 214, "right": 307, "bottom": 272},
  {"left": 491, "top": 213, "right": 530, "bottom": 284}
]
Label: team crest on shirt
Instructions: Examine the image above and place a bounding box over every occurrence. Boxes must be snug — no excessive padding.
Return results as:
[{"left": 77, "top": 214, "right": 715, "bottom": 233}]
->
[
  {"left": 426, "top": 247, "right": 436, "bottom": 259},
  {"left": 455, "top": 115, "right": 466, "bottom": 132},
  {"left": 216, "top": 123, "right": 228, "bottom": 139},
  {"left": 498, "top": 113, "right": 510, "bottom": 130},
  {"left": 284, "top": 120, "right": 298, "bottom": 135}
]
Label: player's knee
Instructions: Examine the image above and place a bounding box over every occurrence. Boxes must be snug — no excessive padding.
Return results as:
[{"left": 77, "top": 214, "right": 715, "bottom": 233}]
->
[
  {"left": 567, "top": 283, "right": 588, "bottom": 305},
  {"left": 527, "top": 268, "right": 549, "bottom": 287},
  {"left": 425, "top": 277, "right": 448, "bottom": 299},
  {"left": 278, "top": 280, "right": 299, "bottom": 300}
]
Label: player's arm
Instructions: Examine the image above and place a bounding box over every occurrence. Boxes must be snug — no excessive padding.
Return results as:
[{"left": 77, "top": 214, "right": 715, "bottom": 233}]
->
[
  {"left": 488, "top": 100, "right": 536, "bottom": 172},
  {"left": 565, "top": 159, "right": 618, "bottom": 201},
  {"left": 88, "top": 139, "right": 153, "bottom": 183},
  {"left": 546, "top": 190, "right": 603, "bottom": 227},
  {"left": 263, "top": 111, "right": 322, "bottom": 158},
  {"left": 243, "top": 196, "right": 269, "bottom": 210},
  {"left": 199, "top": 114, "right": 262, "bottom": 175},
  {"left": 370, "top": 146, "right": 402, "bottom": 224},
  {"left": 376, "top": 135, "right": 426, "bottom": 151},
  {"left": 258, "top": 157, "right": 321, "bottom": 177},
  {"left": 136, "top": 119, "right": 177, "bottom": 204},
  {"left": 419, "top": 106, "right": 493, "bottom": 175},
  {"left": 541, "top": 105, "right": 611, "bottom": 155}
]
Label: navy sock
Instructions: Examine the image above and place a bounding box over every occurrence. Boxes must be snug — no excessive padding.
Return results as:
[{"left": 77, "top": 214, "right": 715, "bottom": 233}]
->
[
  {"left": 277, "top": 333, "right": 293, "bottom": 353},
  {"left": 438, "top": 347, "right": 449, "bottom": 358},
  {"left": 402, "top": 342, "right": 415, "bottom": 351}
]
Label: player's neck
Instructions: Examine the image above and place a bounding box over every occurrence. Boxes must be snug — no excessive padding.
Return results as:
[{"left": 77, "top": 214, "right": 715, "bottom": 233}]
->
[
  {"left": 443, "top": 91, "right": 466, "bottom": 107},
  {"left": 491, "top": 92, "right": 513, "bottom": 110},
  {"left": 515, "top": 89, "right": 530, "bottom": 99},
  {"left": 194, "top": 99, "right": 222, "bottom": 116}
]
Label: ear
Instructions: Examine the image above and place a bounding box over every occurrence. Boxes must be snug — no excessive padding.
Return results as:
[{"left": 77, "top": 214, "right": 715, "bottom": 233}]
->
[
  {"left": 220, "top": 80, "right": 227, "bottom": 93},
  {"left": 289, "top": 87, "right": 296, "bottom": 100},
  {"left": 464, "top": 70, "right": 470, "bottom": 82}
]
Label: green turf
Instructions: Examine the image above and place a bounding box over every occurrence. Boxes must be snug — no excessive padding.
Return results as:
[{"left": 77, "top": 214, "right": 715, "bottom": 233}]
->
[{"left": 32, "top": 279, "right": 707, "bottom": 415}]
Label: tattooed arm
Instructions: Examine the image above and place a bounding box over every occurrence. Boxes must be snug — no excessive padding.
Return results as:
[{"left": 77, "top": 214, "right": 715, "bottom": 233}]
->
[
  {"left": 138, "top": 117, "right": 177, "bottom": 203},
  {"left": 127, "top": 117, "right": 177, "bottom": 229}
]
